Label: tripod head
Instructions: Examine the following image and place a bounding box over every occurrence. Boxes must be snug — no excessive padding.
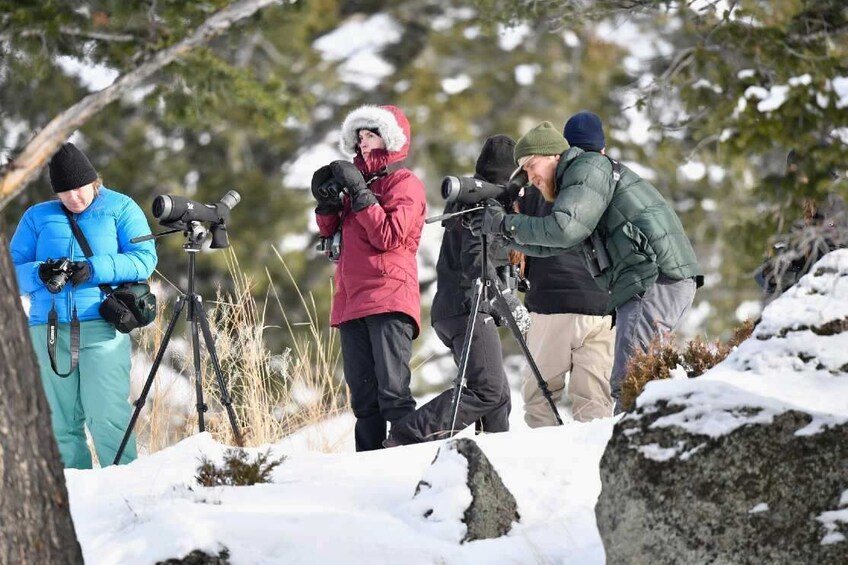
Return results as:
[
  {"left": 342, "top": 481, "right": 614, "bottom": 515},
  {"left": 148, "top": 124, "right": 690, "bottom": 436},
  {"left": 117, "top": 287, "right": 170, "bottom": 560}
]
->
[{"left": 130, "top": 220, "right": 210, "bottom": 252}]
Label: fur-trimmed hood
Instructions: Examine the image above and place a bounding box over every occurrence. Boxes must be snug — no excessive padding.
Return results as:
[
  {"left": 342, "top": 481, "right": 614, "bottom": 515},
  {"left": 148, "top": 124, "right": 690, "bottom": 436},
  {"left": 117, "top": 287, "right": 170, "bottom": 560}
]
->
[{"left": 339, "top": 105, "right": 411, "bottom": 171}]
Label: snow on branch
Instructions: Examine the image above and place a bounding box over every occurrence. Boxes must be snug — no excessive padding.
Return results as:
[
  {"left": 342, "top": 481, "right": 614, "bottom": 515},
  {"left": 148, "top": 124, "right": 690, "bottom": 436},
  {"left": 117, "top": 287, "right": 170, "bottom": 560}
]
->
[{"left": 0, "top": 0, "right": 282, "bottom": 209}]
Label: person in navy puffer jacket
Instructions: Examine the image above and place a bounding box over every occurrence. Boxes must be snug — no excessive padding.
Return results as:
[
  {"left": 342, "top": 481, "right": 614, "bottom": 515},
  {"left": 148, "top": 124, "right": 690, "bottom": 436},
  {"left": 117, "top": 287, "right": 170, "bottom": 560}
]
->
[{"left": 11, "top": 142, "right": 157, "bottom": 468}]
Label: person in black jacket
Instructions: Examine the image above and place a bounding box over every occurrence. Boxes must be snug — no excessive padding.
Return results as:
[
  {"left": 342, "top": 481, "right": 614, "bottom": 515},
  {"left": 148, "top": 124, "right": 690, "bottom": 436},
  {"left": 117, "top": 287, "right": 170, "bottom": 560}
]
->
[
  {"left": 513, "top": 186, "right": 615, "bottom": 424},
  {"left": 385, "top": 135, "right": 516, "bottom": 445}
]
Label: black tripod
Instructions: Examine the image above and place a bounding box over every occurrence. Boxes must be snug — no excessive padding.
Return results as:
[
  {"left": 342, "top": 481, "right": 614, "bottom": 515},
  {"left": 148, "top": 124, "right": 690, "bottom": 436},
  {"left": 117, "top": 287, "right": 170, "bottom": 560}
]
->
[
  {"left": 427, "top": 204, "right": 563, "bottom": 436},
  {"left": 114, "top": 221, "right": 243, "bottom": 464}
]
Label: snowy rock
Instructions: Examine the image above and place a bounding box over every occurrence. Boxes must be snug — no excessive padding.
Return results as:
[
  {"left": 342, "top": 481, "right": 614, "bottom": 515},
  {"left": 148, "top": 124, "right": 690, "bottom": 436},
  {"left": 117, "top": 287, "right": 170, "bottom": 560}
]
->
[
  {"left": 595, "top": 250, "right": 848, "bottom": 564},
  {"left": 410, "top": 438, "right": 519, "bottom": 543}
]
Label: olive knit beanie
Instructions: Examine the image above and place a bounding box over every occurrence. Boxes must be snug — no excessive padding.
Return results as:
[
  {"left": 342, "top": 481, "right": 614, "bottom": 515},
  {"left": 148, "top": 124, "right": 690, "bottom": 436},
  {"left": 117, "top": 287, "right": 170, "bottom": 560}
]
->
[{"left": 513, "top": 121, "right": 569, "bottom": 166}]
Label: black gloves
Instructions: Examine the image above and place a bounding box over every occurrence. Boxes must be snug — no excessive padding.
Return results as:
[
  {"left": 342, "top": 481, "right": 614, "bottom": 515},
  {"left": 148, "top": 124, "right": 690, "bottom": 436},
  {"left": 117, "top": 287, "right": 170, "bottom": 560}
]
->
[
  {"left": 38, "top": 258, "right": 92, "bottom": 292},
  {"left": 329, "top": 160, "right": 378, "bottom": 212},
  {"left": 69, "top": 260, "right": 92, "bottom": 286},
  {"left": 311, "top": 165, "right": 343, "bottom": 215},
  {"left": 38, "top": 258, "right": 72, "bottom": 294},
  {"left": 469, "top": 200, "right": 509, "bottom": 238}
]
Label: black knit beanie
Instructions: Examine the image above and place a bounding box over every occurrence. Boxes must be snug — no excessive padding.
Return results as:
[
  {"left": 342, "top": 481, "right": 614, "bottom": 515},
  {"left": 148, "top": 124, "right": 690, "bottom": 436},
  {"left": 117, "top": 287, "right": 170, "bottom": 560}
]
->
[
  {"left": 49, "top": 142, "right": 98, "bottom": 193},
  {"left": 474, "top": 135, "right": 517, "bottom": 185}
]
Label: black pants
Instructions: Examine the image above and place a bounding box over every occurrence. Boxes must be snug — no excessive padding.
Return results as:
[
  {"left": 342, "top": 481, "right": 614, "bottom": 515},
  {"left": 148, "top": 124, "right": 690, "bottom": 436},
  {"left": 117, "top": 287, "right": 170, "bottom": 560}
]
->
[
  {"left": 391, "top": 312, "right": 511, "bottom": 444},
  {"left": 338, "top": 312, "right": 416, "bottom": 451}
]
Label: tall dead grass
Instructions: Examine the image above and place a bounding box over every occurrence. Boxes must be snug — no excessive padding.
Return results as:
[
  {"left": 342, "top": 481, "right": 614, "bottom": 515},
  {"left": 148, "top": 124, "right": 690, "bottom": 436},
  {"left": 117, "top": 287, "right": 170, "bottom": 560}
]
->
[{"left": 131, "top": 246, "right": 345, "bottom": 454}]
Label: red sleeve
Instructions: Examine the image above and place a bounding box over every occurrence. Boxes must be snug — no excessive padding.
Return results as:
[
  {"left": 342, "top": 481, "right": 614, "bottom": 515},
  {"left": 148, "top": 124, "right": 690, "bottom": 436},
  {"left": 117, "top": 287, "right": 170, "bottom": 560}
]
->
[
  {"left": 316, "top": 211, "right": 342, "bottom": 237},
  {"left": 353, "top": 172, "right": 426, "bottom": 251}
]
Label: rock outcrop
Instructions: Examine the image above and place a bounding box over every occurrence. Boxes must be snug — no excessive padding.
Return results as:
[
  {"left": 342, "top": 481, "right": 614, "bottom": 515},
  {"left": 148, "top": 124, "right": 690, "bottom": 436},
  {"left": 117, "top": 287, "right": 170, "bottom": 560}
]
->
[{"left": 596, "top": 250, "right": 848, "bottom": 564}]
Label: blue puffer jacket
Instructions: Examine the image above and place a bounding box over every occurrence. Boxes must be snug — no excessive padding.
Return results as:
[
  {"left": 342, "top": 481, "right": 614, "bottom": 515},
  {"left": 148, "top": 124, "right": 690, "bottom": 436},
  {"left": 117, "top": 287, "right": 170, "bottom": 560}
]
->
[{"left": 11, "top": 187, "right": 157, "bottom": 326}]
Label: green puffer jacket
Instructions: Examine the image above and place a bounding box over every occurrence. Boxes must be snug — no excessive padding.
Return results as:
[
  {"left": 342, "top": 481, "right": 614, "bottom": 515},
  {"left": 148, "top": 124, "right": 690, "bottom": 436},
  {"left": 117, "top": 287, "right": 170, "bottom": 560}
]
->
[{"left": 504, "top": 147, "right": 699, "bottom": 310}]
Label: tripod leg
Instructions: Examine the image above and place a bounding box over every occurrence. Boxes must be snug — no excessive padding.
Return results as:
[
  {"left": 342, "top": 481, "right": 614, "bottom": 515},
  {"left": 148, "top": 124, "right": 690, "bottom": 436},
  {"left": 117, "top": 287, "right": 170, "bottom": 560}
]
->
[
  {"left": 448, "top": 279, "right": 486, "bottom": 435},
  {"left": 189, "top": 303, "right": 208, "bottom": 433},
  {"left": 194, "top": 296, "right": 244, "bottom": 446},
  {"left": 113, "top": 294, "right": 187, "bottom": 465},
  {"left": 492, "top": 289, "right": 564, "bottom": 425}
]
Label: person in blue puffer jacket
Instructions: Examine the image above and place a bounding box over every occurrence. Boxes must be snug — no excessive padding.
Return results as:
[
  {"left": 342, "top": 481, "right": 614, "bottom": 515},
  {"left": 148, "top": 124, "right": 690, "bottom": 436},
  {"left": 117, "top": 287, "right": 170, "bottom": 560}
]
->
[{"left": 10, "top": 142, "right": 157, "bottom": 468}]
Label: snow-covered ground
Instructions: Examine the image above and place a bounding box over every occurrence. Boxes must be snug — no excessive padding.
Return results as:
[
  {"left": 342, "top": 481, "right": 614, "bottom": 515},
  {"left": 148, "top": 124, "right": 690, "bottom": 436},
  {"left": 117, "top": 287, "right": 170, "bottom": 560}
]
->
[{"left": 65, "top": 253, "right": 848, "bottom": 563}]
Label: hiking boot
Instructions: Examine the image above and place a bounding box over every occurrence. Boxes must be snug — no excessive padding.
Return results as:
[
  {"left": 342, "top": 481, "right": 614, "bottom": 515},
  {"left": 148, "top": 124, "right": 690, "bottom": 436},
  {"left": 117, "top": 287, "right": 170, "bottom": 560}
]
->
[{"left": 382, "top": 435, "right": 402, "bottom": 448}]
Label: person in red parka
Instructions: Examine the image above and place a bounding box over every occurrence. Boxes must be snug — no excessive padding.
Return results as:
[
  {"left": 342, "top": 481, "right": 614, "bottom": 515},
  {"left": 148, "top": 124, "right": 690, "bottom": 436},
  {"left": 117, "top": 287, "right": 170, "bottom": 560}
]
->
[{"left": 312, "top": 105, "right": 427, "bottom": 451}]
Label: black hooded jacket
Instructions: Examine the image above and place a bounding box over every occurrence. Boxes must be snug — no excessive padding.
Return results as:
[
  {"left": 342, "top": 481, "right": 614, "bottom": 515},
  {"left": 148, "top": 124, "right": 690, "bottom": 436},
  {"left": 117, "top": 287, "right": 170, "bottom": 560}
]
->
[
  {"left": 517, "top": 187, "right": 610, "bottom": 316},
  {"left": 431, "top": 135, "right": 516, "bottom": 323}
]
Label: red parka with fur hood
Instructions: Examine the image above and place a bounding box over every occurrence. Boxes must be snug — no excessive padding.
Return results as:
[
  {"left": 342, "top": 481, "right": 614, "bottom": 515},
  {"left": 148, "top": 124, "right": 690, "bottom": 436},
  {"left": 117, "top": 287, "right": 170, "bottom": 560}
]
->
[{"left": 316, "top": 105, "right": 426, "bottom": 337}]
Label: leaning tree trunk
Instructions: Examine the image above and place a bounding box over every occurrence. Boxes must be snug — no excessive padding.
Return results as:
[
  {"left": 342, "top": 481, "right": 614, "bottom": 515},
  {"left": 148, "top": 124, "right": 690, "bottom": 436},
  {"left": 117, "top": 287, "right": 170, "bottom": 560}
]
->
[{"left": 0, "top": 231, "right": 83, "bottom": 563}]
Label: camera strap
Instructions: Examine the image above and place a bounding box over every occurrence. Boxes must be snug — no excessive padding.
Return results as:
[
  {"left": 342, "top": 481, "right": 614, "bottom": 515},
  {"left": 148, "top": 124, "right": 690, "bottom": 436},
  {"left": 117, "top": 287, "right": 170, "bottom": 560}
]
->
[
  {"left": 61, "top": 206, "right": 113, "bottom": 295},
  {"left": 363, "top": 160, "right": 406, "bottom": 186},
  {"left": 47, "top": 299, "right": 80, "bottom": 378}
]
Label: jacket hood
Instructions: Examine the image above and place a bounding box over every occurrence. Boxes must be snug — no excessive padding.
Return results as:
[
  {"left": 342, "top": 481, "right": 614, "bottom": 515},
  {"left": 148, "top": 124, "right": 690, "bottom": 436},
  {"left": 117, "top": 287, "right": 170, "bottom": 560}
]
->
[
  {"left": 474, "top": 134, "right": 516, "bottom": 185},
  {"left": 339, "top": 105, "right": 411, "bottom": 172}
]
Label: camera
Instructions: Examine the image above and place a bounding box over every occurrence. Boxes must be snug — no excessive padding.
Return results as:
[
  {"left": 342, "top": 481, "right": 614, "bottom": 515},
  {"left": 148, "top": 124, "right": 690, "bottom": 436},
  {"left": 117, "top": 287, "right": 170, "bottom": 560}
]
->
[
  {"left": 152, "top": 190, "right": 240, "bottom": 248},
  {"left": 316, "top": 231, "right": 342, "bottom": 262},
  {"left": 440, "top": 169, "right": 528, "bottom": 206},
  {"left": 46, "top": 258, "right": 73, "bottom": 294},
  {"left": 581, "top": 231, "right": 612, "bottom": 278}
]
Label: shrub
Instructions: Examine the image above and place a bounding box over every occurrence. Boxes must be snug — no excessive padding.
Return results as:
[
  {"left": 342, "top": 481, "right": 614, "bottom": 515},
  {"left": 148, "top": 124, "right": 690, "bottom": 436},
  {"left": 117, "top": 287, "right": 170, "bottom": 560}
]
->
[
  {"left": 620, "top": 320, "right": 755, "bottom": 411},
  {"left": 196, "top": 448, "right": 285, "bottom": 487}
]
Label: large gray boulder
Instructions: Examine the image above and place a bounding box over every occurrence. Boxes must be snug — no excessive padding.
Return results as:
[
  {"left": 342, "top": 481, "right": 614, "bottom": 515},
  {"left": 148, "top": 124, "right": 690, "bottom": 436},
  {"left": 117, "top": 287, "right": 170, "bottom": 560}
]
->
[{"left": 596, "top": 250, "right": 848, "bottom": 564}]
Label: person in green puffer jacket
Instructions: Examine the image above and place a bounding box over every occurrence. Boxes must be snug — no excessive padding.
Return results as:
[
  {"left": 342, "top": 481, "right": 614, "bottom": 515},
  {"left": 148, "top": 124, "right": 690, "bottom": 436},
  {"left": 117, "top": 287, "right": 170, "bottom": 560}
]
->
[{"left": 470, "top": 113, "right": 700, "bottom": 414}]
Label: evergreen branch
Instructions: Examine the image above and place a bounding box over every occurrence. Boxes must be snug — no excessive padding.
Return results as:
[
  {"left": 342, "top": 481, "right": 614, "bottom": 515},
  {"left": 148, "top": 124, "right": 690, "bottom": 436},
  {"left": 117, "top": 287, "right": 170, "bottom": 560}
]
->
[{"left": 0, "top": 0, "right": 283, "bottom": 209}]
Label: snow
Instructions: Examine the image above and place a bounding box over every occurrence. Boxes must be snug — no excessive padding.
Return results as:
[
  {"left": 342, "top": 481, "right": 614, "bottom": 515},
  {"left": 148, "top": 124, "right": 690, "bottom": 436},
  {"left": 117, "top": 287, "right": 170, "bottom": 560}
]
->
[
  {"left": 312, "top": 14, "right": 402, "bottom": 90},
  {"left": 441, "top": 74, "right": 472, "bottom": 95},
  {"left": 56, "top": 54, "right": 119, "bottom": 91},
  {"left": 59, "top": 251, "right": 848, "bottom": 562},
  {"left": 68, "top": 422, "right": 615, "bottom": 564}
]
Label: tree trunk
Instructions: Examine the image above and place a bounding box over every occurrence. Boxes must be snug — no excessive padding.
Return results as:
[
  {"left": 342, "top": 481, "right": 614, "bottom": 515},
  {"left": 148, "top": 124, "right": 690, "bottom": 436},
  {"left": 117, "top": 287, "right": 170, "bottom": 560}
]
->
[{"left": 0, "top": 231, "right": 83, "bottom": 563}]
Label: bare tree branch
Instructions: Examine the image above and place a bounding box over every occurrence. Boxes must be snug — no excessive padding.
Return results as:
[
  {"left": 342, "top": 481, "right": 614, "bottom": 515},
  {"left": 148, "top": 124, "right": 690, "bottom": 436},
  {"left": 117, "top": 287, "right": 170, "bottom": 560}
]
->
[{"left": 0, "top": 0, "right": 282, "bottom": 209}]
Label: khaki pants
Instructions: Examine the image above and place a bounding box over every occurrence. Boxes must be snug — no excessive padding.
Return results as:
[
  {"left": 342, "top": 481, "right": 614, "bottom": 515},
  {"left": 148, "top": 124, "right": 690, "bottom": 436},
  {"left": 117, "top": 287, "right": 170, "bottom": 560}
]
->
[{"left": 521, "top": 312, "right": 615, "bottom": 425}]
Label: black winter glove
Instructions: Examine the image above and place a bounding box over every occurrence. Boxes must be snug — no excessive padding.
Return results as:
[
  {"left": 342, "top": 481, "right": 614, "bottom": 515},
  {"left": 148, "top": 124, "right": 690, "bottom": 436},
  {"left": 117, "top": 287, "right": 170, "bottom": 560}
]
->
[
  {"left": 69, "top": 260, "right": 92, "bottom": 286},
  {"left": 468, "top": 200, "right": 509, "bottom": 238},
  {"left": 38, "top": 258, "right": 71, "bottom": 294},
  {"left": 312, "top": 165, "right": 344, "bottom": 215},
  {"left": 329, "top": 160, "right": 368, "bottom": 197},
  {"left": 329, "top": 160, "right": 377, "bottom": 212}
]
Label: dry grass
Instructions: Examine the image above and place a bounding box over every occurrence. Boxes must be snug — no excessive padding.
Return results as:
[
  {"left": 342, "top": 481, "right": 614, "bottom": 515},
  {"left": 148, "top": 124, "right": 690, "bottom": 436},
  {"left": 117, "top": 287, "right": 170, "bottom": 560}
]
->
[
  {"left": 131, "top": 246, "right": 346, "bottom": 455},
  {"left": 620, "top": 320, "right": 755, "bottom": 411}
]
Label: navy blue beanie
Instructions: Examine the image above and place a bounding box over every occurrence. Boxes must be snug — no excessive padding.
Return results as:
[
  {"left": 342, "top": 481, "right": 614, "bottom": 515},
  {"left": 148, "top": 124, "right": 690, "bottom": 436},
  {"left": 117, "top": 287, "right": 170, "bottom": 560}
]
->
[{"left": 563, "top": 111, "right": 605, "bottom": 152}]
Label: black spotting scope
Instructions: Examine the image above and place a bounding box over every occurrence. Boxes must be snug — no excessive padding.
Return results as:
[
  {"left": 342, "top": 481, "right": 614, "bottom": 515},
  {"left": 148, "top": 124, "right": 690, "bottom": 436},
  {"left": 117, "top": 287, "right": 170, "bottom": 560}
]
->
[
  {"left": 152, "top": 190, "right": 240, "bottom": 249},
  {"left": 440, "top": 170, "right": 529, "bottom": 206}
]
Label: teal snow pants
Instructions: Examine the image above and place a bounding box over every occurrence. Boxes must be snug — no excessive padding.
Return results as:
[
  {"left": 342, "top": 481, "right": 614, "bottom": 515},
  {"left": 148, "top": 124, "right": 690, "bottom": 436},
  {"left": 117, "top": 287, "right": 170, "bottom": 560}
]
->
[{"left": 30, "top": 320, "right": 137, "bottom": 469}]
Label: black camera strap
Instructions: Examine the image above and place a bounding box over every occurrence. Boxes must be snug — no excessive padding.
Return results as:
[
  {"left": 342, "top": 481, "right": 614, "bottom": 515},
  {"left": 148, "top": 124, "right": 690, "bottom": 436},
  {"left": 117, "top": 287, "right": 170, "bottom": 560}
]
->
[
  {"left": 364, "top": 160, "right": 406, "bottom": 186},
  {"left": 47, "top": 298, "right": 80, "bottom": 378},
  {"left": 61, "top": 206, "right": 113, "bottom": 294},
  {"left": 43, "top": 206, "right": 91, "bottom": 378}
]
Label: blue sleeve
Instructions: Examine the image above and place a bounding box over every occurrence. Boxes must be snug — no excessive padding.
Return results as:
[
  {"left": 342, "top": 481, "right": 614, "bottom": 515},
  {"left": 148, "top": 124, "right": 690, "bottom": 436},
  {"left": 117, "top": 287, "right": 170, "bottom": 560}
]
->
[
  {"left": 10, "top": 209, "right": 43, "bottom": 294},
  {"left": 88, "top": 198, "right": 157, "bottom": 284}
]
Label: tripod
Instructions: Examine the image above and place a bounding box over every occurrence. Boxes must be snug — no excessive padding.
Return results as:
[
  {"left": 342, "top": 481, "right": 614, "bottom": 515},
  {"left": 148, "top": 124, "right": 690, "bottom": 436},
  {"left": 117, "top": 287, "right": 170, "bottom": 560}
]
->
[
  {"left": 114, "top": 221, "right": 243, "bottom": 465},
  {"left": 436, "top": 208, "right": 563, "bottom": 435}
]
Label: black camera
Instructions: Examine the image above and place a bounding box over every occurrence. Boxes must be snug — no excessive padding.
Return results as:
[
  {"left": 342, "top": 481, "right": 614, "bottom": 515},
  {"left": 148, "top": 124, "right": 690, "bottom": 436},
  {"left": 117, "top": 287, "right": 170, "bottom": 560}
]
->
[
  {"left": 440, "top": 170, "right": 529, "bottom": 206},
  {"left": 152, "top": 190, "right": 240, "bottom": 249},
  {"left": 46, "top": 258, "right": 73, "bottom": 294}
]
